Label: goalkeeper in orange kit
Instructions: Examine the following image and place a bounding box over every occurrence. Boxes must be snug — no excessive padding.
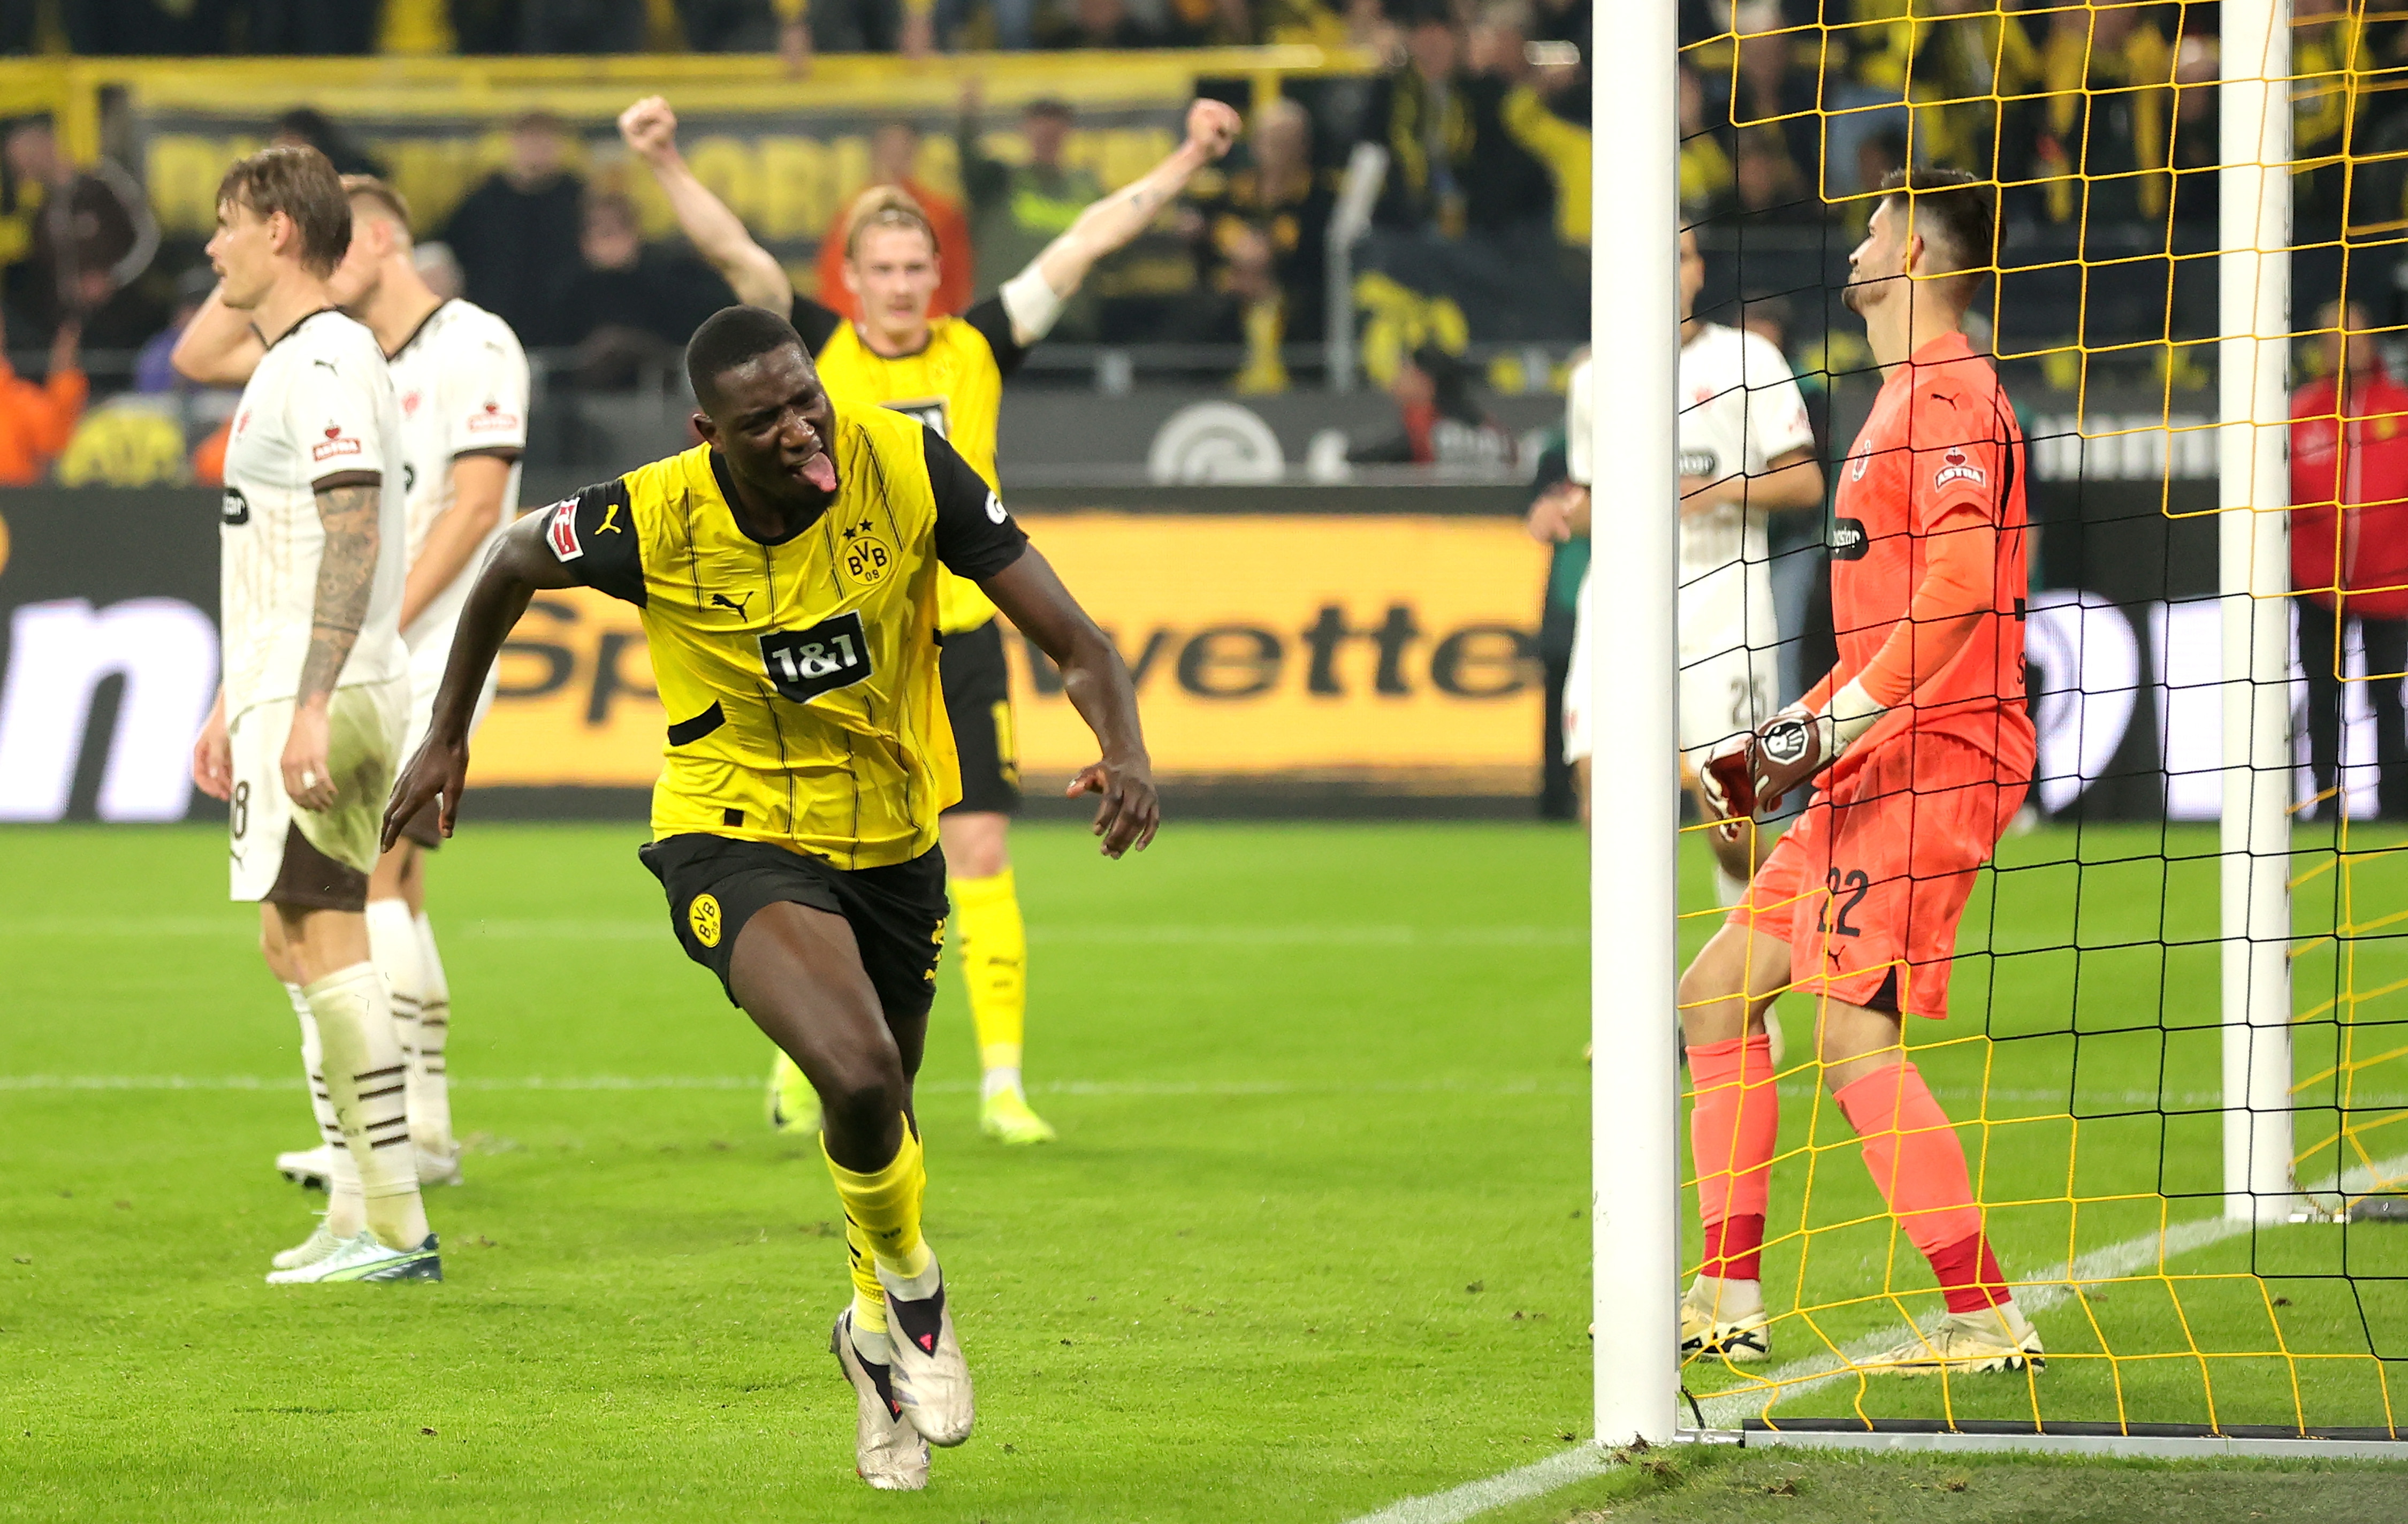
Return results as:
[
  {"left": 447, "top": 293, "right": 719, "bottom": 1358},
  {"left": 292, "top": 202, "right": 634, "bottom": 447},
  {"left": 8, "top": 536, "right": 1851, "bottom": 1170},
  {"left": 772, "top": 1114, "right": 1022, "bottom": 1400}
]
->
[{"left": 1680, "top": 168, "right": 2040, "bottom": 1377}]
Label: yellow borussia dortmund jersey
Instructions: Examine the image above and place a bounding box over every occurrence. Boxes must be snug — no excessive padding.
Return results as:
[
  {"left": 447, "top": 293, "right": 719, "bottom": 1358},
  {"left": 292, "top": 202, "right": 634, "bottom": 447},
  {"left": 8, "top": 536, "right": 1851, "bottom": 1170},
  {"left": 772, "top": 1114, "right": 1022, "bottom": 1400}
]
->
[
  {"left": 793, "top": 295, "right": 1029, "bottom": 636},
  {"left": 540, "top": 408, "right": 1030, "bottom": 868}
]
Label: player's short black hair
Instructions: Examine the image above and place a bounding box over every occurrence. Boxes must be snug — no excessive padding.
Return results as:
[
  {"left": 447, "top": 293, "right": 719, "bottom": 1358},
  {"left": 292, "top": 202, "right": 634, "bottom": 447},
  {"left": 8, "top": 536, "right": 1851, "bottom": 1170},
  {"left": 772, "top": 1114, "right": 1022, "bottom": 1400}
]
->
[
  {"left": 1877, "top": 165, "right": 1995, "bottom": 303},
  {"left": 685, "top": 305, "right": 807, "bottom": 410}
]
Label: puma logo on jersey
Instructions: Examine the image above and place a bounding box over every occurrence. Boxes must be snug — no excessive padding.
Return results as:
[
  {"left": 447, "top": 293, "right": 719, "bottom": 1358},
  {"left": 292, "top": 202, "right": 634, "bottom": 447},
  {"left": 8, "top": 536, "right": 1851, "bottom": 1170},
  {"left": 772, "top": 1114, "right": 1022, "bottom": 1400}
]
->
[
  {"left": 1931, "top": 448, "right": 1987, "bottom": 492},
  {"left": 709, "top": 591, "right": 755, "bottom": 616},
  {"left": 597, "top": 501, "right": 624, "bottom": 535}
]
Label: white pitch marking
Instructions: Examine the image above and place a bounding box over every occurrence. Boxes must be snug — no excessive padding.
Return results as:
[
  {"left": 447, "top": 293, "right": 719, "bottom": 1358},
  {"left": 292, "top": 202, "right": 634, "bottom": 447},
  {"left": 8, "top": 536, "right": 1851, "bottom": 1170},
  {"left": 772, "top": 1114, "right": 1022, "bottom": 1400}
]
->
[{"left": 1339, "top": 1443, "right": 1617, "bottom": 1524}]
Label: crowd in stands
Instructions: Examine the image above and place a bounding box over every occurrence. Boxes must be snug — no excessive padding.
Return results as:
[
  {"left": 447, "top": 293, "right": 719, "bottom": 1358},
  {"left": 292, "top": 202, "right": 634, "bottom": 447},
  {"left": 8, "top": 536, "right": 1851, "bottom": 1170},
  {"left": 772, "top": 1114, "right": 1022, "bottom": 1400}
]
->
[
  {"left": 11, "top": 1, "right": 2408, "bottom": 487},
  {"left": 1677, "top": 0, "right": 2408, "bottom": 241}
]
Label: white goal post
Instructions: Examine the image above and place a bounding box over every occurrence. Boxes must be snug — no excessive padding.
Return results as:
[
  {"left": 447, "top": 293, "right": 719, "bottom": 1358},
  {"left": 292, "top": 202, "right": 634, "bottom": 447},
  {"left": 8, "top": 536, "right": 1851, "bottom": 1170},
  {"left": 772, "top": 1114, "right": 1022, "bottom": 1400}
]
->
[
  {"left": 2216, "top": 0, "right": 2300, "bottom": 1226},
  {"left": 1586, "top": 0, "right": 1682, "bottom": 1451}
]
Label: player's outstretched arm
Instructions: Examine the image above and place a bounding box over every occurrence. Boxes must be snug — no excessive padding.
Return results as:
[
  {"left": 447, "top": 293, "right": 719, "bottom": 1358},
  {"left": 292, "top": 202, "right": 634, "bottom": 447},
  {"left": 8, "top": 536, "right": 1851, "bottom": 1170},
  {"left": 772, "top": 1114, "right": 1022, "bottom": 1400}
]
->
[
  {"left": 980, "top": 550, "right": 1159, "bottom": 857},
  {"left": 617, "top": 95, "right": 792, "bottom": 315},
  {"left": 381, "top": 512, "right": 577, "bottom": 849},
  {"left": 169, "top": 281, "right": 266, "bottom": 386},
  {"left": 1003, "top": 100, "right": 1242, "bottom": 347}
]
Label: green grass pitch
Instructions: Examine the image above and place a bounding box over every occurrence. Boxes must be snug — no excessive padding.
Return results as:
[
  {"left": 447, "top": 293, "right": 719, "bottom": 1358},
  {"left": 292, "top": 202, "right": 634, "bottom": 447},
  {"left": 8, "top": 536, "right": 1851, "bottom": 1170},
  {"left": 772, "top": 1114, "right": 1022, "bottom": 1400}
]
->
[{"left": 2, "top": 819, "right": 2403, "bottom": 1521}]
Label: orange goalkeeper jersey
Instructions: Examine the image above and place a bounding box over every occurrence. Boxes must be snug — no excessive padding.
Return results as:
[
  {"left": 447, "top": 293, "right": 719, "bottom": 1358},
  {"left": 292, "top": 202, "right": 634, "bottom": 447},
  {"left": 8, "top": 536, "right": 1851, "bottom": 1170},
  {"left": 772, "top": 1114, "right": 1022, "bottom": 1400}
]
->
[{"left": 1826, "top": 330, "right": 2034, "bottom": 783}]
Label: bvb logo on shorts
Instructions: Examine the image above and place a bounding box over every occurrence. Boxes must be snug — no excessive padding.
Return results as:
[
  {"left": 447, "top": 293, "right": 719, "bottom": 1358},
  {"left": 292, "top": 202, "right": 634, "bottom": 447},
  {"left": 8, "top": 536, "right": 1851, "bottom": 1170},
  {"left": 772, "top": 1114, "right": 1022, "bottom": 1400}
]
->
[{"left": 690, "top": 893, "right": 724, "bottom": 948}]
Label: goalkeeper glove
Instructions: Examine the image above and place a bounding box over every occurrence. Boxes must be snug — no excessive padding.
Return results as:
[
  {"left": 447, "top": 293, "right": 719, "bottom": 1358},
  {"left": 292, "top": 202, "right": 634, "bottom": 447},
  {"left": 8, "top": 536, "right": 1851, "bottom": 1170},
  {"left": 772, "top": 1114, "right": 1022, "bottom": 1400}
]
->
[
  {"left": 1754, "top": 677, "right": 1886, "bottom": 810},
  {"left": 1709, "top": 677, "right": 1888, "bottom": 818}
]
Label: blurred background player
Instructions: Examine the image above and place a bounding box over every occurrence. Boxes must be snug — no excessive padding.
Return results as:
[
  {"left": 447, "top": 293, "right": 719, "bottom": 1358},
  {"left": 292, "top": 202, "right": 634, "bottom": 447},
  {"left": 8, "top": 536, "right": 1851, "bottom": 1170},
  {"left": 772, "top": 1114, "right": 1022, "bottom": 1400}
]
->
[
  {"left": 1687, "top": 167, "right": 2036, "bottom": 1376},
  {"left": 185, "top": 144, "right": 437, "bottom": 1284},
  {"left": 178, "top": 174, "right": 531, "bottom": 1198},
  {"left": 619, "top": 90, "right": 1241, "bottom": 1146},
  {"left": 381, "top": 306, "right": 1159, "bottom": 1489},
  {"left": 1545, "top": 227, "right": 1821, "bottom": 893}
]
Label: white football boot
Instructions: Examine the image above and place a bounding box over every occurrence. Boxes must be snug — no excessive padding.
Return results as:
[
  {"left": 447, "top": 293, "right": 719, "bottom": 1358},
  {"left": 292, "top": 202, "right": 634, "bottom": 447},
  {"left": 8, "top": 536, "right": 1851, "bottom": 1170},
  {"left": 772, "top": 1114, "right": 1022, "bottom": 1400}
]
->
[
  {"left": 878, "top": 1259, "right": 974, "bottom": 1446},
  {"left": 415, "top": 1144, "right": 463, "bottom": 1188},
  {"left": 275, "top": 1144, "right": 337, "bottom": 1191},
  {"left": 265, "top": 1231, "right": 442, "bottom": 1284},
  {"left": 270, "top": 1218, "right": 343, "bottom": 1271},
  {"left": 830, "top": 1310, "right": 928, "bottom": 1490}
]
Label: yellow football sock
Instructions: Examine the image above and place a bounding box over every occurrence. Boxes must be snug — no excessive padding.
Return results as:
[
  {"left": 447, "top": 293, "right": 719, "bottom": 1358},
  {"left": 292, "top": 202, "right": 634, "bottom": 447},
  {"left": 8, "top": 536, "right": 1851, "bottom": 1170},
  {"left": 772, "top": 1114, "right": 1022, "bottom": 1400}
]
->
[
  {"left": 824, "top": 1121, "right": 934, "bottom": 1297},
  {"left": 844, "top": 1216, "right": 889, "bottom": 1338},
  {"left": 953, "top": 868, "right": 1028, "bottom": 1081}
]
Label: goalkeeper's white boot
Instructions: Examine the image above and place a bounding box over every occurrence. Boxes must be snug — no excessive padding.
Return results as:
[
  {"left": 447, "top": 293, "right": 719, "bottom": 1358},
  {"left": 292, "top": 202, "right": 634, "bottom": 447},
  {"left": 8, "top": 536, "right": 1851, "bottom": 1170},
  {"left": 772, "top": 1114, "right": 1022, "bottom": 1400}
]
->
[
  {"left": 270, "top": 1217, "right": 341, "bottom": 1271},
  {"left": 830, "top": 1309, "right": 928, "bottom": 1491},
  {"left": 276, "top": 1143, "right": 337, "bottom": 1191},
  {"left": 1679, "top": 1281, "right": 1772, "bottom": 1364},
  {"left": 1868, "top": 1302, "right": 2043, "bottom": 1376}
]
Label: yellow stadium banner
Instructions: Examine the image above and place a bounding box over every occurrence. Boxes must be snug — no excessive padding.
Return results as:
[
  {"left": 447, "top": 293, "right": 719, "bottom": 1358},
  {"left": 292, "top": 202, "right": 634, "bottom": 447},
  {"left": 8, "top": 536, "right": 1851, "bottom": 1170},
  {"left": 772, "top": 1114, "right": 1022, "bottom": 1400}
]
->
[{"left": 467, "top": 513, "right": 1549, "bottom": 796}]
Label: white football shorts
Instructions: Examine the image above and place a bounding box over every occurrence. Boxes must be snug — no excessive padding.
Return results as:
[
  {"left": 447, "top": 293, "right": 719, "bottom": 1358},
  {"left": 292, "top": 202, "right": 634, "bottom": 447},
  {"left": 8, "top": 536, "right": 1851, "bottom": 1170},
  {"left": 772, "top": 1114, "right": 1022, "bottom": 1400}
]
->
[{"left": 227, "top": 676, "right": 407, "bottom": 905}]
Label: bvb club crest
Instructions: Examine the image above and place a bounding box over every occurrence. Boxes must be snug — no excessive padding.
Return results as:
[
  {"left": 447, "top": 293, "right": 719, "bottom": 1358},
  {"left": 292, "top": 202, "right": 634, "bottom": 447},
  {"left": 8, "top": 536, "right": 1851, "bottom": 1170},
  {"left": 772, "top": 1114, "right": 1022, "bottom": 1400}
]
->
[
  {"left": 840, "top": 520, "right": 893, "bottom": 585},
  {"left": 690, "top": 893, "right": 723, "bottom": 948}
]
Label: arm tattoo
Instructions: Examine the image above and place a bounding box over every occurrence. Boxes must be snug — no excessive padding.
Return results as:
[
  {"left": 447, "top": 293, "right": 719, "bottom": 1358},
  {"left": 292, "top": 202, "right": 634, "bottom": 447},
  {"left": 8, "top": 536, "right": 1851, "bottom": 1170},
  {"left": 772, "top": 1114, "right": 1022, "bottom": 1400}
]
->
[{"left": 297, "top": 482, "right": 382, "bottom": 704}]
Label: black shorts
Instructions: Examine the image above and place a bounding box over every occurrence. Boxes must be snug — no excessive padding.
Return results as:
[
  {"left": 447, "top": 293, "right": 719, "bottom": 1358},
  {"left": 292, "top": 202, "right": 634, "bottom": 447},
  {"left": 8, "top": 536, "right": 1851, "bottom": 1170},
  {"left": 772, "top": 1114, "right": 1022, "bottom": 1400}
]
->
[
  {"left": 941, "top": 619, "right": 1022, "bottom": 816},
  {"left": 638, "top": 833, "right": 949, "bottom": 1017}
]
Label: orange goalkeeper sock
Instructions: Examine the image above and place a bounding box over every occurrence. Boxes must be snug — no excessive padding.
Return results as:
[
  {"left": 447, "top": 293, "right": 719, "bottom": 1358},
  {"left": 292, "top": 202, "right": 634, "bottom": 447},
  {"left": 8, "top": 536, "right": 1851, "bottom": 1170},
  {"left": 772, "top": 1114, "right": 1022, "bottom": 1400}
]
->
[
  {"left": 1687, "top": 1033, "right": 1777, "bottom": 1281},
  {"left": 1833, "top": 1061, "right": 2007, "bottom": 1314}
]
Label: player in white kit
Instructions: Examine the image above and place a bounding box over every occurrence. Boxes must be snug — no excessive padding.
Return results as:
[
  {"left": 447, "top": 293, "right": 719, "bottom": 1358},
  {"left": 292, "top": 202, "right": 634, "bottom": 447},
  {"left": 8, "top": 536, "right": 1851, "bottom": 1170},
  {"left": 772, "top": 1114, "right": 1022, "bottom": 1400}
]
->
[
  {"left": 179, "top": 176, "right": 529, "bottom": 1199},
  {"left": 1554, "top": 228, "right": 1822, "bottom": 901},
  {"left": 184, "top": 145, "right": 439, "bottom": 1283}
]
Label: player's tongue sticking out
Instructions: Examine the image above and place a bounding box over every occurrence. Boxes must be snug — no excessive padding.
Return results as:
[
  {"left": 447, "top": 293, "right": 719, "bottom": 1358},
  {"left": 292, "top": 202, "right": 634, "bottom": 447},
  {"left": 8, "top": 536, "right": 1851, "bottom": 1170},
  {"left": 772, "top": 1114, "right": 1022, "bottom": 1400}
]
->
[{"left": 799, "top": 450, "right": 837, "bottom": 493}]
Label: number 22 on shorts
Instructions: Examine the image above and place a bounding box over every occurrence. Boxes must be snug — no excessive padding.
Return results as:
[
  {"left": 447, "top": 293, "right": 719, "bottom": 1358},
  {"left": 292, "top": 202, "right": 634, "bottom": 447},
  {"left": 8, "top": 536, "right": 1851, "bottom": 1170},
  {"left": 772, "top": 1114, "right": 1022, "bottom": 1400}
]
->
[{"left": 1819, "top": 867, "right": 1869, "bottom": 937}]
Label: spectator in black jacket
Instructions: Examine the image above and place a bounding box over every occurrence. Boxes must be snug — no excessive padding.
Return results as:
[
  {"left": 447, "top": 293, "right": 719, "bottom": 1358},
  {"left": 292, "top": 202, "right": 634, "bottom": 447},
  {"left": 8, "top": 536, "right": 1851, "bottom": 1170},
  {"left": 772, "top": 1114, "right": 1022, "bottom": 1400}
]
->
[
  {"left": 441, "top": 112, "right": 586, "bottom": 347},
  {"left": 554, "top": 193, "right": 735, "bottom": 387}
]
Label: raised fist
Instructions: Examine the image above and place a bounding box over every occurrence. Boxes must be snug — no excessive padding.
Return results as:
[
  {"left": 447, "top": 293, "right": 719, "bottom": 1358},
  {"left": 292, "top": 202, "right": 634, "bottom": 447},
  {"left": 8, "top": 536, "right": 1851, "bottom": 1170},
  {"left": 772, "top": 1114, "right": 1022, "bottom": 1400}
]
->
[
  {"left": 617, "top": 96, "right": 680, "bottom": 162},
  {"left": 1186, "top": 98, "right": 1243, "bottom": 161}
]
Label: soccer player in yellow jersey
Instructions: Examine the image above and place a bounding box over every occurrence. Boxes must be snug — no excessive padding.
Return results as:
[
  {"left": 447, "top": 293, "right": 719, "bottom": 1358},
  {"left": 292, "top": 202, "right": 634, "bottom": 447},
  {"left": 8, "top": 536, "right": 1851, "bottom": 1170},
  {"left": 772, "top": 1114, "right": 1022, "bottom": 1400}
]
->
[
  {"left": 620, "top": 92, "right": 1238, "bottom": 1146},
  {"left": 385, "top": 305, "right": 1157, "bottom": 1490}
]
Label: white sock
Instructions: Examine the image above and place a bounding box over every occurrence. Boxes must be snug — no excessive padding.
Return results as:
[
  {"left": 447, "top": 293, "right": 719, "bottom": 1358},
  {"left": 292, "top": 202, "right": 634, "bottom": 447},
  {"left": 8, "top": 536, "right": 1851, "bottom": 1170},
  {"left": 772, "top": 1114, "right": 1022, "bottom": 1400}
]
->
[
  {"left": 1688, "top": 1273, "right": 1764, "bottom": 1317},
  {"left": 288, "top": 981, "right": 363, "bottom": 1236},
  {"left": 980, "top": 1066, "right": 1023, "bottom": 1103},
  {"left": 365, "top": 898, "right": 430, "bottom": 1153},
  {"left": 414, "top": 909, "right": 455, "bottom": 1154},
  {"left": 306, "top": 962, "right": 428, "bottom": 1249},
  {"left": 1713, "top": 867, "right": 1749, "bottom": 908}
]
